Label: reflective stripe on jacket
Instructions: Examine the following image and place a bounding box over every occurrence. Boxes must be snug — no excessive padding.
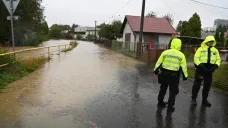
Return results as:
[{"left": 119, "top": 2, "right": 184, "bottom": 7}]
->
[
  {"left": 194, "top": 36, "right": 221, "bottom": 67},
  {"left": 154, "top": 38, "right": 188, "bottom": 78}
]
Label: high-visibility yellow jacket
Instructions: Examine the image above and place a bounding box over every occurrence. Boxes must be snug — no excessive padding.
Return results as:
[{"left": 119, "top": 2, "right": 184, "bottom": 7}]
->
[
  {"left": 194, "top": 36, "right": 221, "bottom": 67},
  {"left": 154, "top": 38, "right": 188, "bottom": 79}
]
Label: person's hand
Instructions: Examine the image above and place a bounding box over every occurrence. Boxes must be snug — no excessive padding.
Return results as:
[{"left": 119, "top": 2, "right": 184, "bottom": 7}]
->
[
  {"left": 198, "top": 63, "right": 207, "bottom": 71},
  {"left": 208, "top": 64, "right": 218, "bottom": 73},
  {"left": 206, "top": 68, "right": 215, "bottom": 73},
  {"left": 183, "top": 77, "right": 187, "bottom": 82},
  {"left": 154, "top": 74, "right": 158, "bottom": 78}
]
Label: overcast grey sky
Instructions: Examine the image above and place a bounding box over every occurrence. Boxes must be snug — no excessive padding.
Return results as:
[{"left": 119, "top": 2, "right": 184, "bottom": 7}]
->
[{"left": 42, "top": 0, "right": 228, "bottom": 28}]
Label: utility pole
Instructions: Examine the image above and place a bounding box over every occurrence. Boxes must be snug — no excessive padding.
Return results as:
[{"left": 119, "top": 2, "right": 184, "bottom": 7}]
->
[
  {"left": 137, "top": 0, "right": 146, "bottom": 58},
  {"left": 10, "top": 0, "right": 15, "bottom": 52},
  {"left": 2, "top": 0, "right": 20, "bottom": 52},
  {"left": 95, "top": 21, "right": 97, "bottom": 40},
  {"left": 139, "top": 0, "right": 145, "bottom": 43}
]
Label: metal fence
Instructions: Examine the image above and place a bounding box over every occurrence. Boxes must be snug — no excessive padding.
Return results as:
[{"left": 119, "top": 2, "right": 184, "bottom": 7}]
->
[
  {"left": 95, "top": 40, "right": 169, "bottom": 61},
  {"left": 112, "top": 41, "right": 137, "bottom": 58},
  {"left": 0, "top": 44, "right": 71, "bottom": 68}
]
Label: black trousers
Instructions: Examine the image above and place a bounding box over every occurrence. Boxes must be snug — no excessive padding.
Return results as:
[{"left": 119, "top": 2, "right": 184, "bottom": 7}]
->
[
  {"left": 157, "top": 73, "right": 179, "bottom": 107},
  {"left": 192, "top": 70, "right": 213, "bottom": 100}
]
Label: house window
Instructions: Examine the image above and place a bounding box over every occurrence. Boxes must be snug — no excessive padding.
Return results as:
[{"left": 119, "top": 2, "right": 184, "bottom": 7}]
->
[
  {"left": 125, "top": 33, "right": 131, "bottom": 42},
  {"left": 150, "top": 34, "right": 159, "bottom": 45}
]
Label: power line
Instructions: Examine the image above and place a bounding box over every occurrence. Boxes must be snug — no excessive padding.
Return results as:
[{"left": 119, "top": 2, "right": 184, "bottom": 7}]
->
[
  {"left": 190, "top": 0, "right": 228, "bottom": 10},
  {"left": 115, "top": 0, "right": 136, "bottom": 14},
  {"left": 189, "top": 0, "right": 228, "bottom": 17},
  {"left": 108, "top": 0, "right": 136, "bottom": 22},
  {"left": 161, "top": 0, "right": 181, "bottom": 21}
]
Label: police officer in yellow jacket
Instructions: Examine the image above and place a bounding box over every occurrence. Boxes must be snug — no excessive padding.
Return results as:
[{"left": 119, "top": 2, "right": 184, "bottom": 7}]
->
[
  {"left": 154, "top": 38, "right": 188, "bottom": 112},
  {"left": 191, "top": 36, "right": 221, "bottom": 107}
]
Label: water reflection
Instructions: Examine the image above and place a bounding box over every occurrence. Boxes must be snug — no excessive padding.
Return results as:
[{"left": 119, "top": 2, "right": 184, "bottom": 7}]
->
[
  {"left": 156, "top": 107, "right": 173, "bottom": 128},
  {"left": 188, "top": 105, "right": 207, "bottom": 128},
  {"left": 188, "top": 105, "right": 197, "bottom": 128},
  {"left": 198, "top": 106, "right": 207, "bottom": 128}
]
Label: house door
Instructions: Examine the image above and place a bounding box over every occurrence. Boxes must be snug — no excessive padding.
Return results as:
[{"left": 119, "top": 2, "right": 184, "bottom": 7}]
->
[
  {"left": 125, "top": 33, "right": 131, "bottom": 42},
  {"left": 148, "top": 34, "right": 159, "bottom": 48},
  {"left": 125, "top": 33, "right": 131, "bottom": 49}
]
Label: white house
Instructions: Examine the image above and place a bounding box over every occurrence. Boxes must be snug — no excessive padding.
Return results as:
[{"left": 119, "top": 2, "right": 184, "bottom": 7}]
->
[
  {"left": 75, "top": 26, "right": 100, "bottom": 38},
  {"left": 120, "top": 15, "right": 177, "bottom": 51}
]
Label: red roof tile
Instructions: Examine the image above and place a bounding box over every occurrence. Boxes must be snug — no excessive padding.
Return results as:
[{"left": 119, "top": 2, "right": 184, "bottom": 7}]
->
[{"left": 123, "top": 15, "right": 177, "bottom": 34}]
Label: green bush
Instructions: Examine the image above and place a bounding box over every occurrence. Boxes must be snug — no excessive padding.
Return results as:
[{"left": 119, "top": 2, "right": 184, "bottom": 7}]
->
[
  {"left": 86, "top": 34, "right": 95, "bottom": 40},
  {"left": 20, "top": 35, "right": 49, "bottom": 46},
  {"left": 76, "top": 34, "right": 83, "bottom": 40},
  {"left": 0, "top": 50, "right": 15, "bottom": 65}
]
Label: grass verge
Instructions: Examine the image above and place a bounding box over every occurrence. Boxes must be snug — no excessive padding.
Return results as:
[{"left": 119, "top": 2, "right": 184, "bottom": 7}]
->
[
  {"left": 62, "top": 41, "right": 78, "bottom": 52},
  {"left": 0, "top": 57, "right": 47, "bottom": 90},
  {"left": 188, "top": 64, "right": 228, "bottom": 91},
  {"left": 118, "top": 49, "right": 136, "bottom": 58}
]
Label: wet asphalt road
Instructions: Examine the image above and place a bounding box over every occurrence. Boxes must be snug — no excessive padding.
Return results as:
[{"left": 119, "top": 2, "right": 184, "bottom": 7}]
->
[{"left": 0, "top": 41, "right": 228, "bottom": 128}]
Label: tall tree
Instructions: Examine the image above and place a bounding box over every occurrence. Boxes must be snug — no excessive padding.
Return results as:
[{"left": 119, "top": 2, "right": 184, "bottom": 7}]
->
[
  {"left": 111, "top": 20, "right": 122, "bottom": 39},
  {"left": 98, "top": 23, "right": 106, "bottom": 39},
  {"left": 215, "top": 31, "right": 220, "bottom": 43},
  {"left": 162, "top": 13, "right": 174, "bottom": 25},
  {"left": 176, "top": 21, "right": 183, "bottom": 32},
  {"left": 180, "top": 21, "right": 188, "bottom": 36},
  {"left": 0, "top": 0, "right": 46, "bottom": 45},
  {"left": 215, "top": 25, "right": 227, "bottom": 46},
  {"left": 187, "top": 13, "right": 202, "bottom": 38},
  {"left": 37, "top": 21, "right": 49, "bottom": 35},
  {"left": 49, "top": 24, "right": 73, "bottom": 39},
  {"left": 0, "top": 1, "right": 11, "bottom": 43},
  {"left": 220, "top": 31, "right": 225, "bottom": 46},
  {"left": 71, "top": 24, "right": 78, "bottom": 33},
  {"left": 179, "top": 13, "right": 202, "bottom": 38},
  {"left": 98, "top": 20, "right": 122, "bottom": 40},
  {"left": 146, "top": 11, "right": 158, "bottom": 18},
  {"left": 146, "top": 11, "right": 174, "bottom": 25},
  {"left": 49, "top": 25, "right": 62, "bottom": 39}
]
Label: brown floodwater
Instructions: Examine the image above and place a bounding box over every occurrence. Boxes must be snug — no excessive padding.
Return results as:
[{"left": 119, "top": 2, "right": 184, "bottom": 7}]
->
[{"left": 0, "top": 40, "right": 227, "bottom": 128}]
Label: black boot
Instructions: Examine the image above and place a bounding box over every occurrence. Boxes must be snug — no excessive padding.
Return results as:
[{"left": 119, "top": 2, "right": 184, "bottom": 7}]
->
[
  {"left": 202, "top": 100, "right": 211, "bottom": 107},
  {"left": 191, "top": 99, "right": 197, "bottom": 106},
  {"left": 167, "top": 106, "right": 175, "bottom": 113},
  {"left": 157, "top": 101, "right": 168, "bottom": 107}
]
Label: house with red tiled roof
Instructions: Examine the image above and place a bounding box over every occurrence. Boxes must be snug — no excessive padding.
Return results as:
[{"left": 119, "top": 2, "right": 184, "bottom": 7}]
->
[{"left": 120, "top": 15, "right": 177, "bottom": 51}]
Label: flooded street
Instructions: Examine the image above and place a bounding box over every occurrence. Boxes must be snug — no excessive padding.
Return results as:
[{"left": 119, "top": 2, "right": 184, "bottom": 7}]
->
[
  {"left": 0, "top": 40, "right": 71, "bottom": 61},
  {"left": 0, "top": 40, "right": 228, "bottom": 128}
]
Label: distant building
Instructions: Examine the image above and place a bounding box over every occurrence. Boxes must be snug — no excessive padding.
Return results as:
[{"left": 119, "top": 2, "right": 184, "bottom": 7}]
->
[
  {"left": 202, "top": 27, "right": 215, "bottom": 32},
  {"left": 225, "top": 32, "right": 228, "bottom": 38},
  {"left": 120, "top": 15, "right": 177, "bottom": 51},
  {"left": 201, "top": 30, "right": 215, "bottom": 39},
  {"left": 74, "top": 26, "right": 100, "bottom": 38},
  {"left": 213, "top": 19, "right": 228, "bottom": 29},
  {"left": 61, "top": 30, "right": 68, "bottom": 34}
]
